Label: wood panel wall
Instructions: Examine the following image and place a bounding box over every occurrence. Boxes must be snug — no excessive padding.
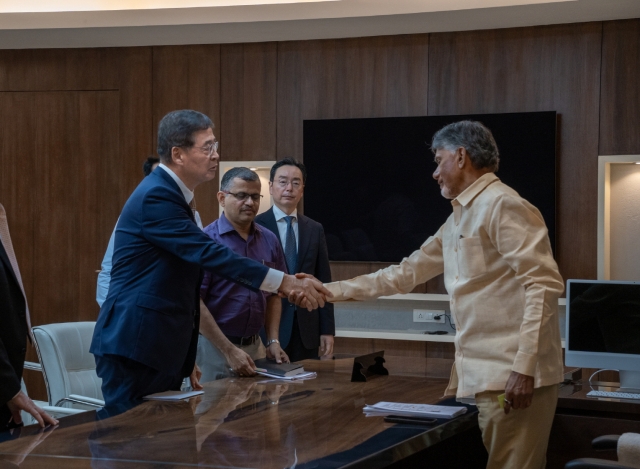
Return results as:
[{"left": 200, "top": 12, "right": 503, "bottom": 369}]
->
[{"left": 2, "top": 19, "right": 640, "bottom": 400}]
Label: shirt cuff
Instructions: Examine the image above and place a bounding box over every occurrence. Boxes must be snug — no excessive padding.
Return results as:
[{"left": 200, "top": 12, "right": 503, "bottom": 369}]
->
[
  {"left": 512, "top": 350, "right": 537, "bottom": 377},
  {"left": 324, "top": 282, "right": 344, "bottom": 302},
  {"left": 260, "top": 268, "right": 285, "bottom": 293}
]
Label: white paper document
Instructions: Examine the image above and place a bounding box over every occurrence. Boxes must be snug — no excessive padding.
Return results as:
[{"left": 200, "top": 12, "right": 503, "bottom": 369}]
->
[
  {"left": 363, "top": 401, "right": 467, "bottom": 419},
  {"left": 255, "top": 371, "right": 317, "bottom": 381},
  {"left": 143, "top": 390, "right": 204, "bottom": 401}
]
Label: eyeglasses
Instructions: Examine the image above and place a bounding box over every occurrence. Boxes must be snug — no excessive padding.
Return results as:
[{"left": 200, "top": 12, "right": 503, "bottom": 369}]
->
[
  {"left": 223, "top": 191, "right": 263, "bottom": 202},
  {"left": 192, "top": 140, "right": 219, "bottom": 157},
  {"left": 276, "top": 179, "right": 302, "bottom": 189}
]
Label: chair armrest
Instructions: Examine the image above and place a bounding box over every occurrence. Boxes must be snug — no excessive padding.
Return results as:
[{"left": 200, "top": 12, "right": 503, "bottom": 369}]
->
[
  {"left": 565, "top": 458, "right": 634, "bottom": 469},
  {"left": 55, "top": 395, "right": 105, "bottom": 408},
  {"left": 69, "top": 395, "right": 105, "bottom": 406},
  {"left": 593, "top": 435, "right": 621, "bottom": 451},
  {"left": 41, "top": 406, "right": 85, "bottom": 416},
  {"left": 23, "top": 361, "right": 42, "bottom": 372}
]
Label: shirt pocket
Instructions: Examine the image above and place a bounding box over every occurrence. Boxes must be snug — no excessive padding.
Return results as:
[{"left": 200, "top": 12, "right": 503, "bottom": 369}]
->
[{"left": 458, "top": 236, "right": 487, "bottom": 278}]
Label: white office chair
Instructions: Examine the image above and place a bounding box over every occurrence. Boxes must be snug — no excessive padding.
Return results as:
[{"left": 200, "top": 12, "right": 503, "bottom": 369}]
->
[
  {"left": 31, "top": 322, "right": 105, "bottom": 410},
  {"left": 20, "top": 363, "right": 83, "bottom": 425}
]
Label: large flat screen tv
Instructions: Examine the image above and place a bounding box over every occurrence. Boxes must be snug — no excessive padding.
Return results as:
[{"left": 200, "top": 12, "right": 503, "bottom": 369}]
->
[{"left": 303, "top": 112, "right": 557, "bottom": 263}]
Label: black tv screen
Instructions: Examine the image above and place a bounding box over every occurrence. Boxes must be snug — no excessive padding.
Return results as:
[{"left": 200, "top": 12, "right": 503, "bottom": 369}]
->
[{"left": 303, "top": 112, "right": 557, "bottom": 263}]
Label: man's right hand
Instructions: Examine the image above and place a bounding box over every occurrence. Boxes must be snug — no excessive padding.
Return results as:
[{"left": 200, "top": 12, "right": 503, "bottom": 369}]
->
[
  {"left": 6, "top": 391, "right": 58, "bottom": 428},
  {"left": 279, "top": 274, "right": 332, "bottom": 311},
  {"left": 225, "top": 346, "right": 257, "bottom": 377}
]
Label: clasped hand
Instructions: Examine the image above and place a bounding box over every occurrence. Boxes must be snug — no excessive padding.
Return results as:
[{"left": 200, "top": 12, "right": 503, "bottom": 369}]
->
[
  {"left": 279, "top": 273, "right": 332, "bottom": 311},
  {"left": 278, "top": 273, "right": 333, "bottom": 311}
]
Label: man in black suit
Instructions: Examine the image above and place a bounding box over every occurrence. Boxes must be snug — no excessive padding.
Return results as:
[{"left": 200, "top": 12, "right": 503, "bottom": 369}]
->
[
  {"left": 0, "top": 204, "right": 58, "bottom": 430},
  {"left": 256, "top": 158, "right": 335, "bottom": 362}
]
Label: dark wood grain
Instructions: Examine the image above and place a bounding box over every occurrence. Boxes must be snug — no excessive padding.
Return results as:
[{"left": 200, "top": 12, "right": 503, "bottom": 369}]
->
[
  {"left": 276, "top": 34, "right": 430, "bottom": 159},
  {"left": 0, "top": 47, "right": 153, "bottom": 401},
  {"left": 599, "top": 19, "right": 640, "bottom": 155},
  {"left": 220, "top": 42, "right": 277, "bottom": 163},
  {"left": 428, "top": 23, "right": 602, "bottom": 283},
  {"left": 152, "top": 45, "right": 222, "bottom": 226}
]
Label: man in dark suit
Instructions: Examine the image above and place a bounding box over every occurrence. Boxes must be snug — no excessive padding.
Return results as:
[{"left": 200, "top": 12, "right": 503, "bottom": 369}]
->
[
  {"left": 90, "top": 111, "right": 330, "bottom": 407},
  {"left": 256, "top": 158, "right": 335, "bottom": 362},
  {"left": 0, "top": 204, "right": 58, "bottom": 430}
]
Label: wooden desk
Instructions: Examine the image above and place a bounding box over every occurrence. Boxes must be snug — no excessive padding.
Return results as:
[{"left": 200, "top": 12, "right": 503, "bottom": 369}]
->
[
  {"left": 0, "top": 358, "right": 486, "bottom": 469},
  {"left": 547, "top": 381, "right": 640, "bottom": 469}
]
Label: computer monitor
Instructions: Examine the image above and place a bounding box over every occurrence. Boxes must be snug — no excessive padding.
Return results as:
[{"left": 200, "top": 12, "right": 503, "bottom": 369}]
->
[{"left": 565, "top": 279, "right": 640, "bottom": 391}]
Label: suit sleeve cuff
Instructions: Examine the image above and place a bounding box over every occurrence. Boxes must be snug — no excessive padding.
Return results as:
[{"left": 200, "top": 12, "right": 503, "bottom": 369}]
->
[
  {"left": 260, "top": 268, "right": 285, "bottom": 293},
  {"left": 512, "top": 350, "right": 537, "bottom": 377}
]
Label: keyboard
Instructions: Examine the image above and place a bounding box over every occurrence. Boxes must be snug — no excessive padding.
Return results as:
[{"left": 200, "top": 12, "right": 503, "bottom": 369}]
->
[{"left": 587, "top": 390, "right": 640, "bottom": 400}]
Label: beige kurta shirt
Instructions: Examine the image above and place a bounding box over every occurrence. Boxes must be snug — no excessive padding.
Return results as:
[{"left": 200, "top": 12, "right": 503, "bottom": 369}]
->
[{"left": 325, "top": 173, "right": 564, "bottom": 398}]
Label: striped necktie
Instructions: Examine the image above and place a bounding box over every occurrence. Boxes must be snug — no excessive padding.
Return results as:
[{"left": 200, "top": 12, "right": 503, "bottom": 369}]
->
[{"left": 0, "top": 204, "right": 33, "bottom": 340}]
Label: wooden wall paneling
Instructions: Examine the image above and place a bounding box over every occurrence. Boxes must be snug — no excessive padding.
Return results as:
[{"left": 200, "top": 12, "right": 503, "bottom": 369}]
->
[
  {"left": 278, "top": 35, "right": 430, "bottom": 286},
  {"left": 152, "top": 45, "right": 222, "bottom": 226},
  {"left": 599, "top": 19, "right": 640, "bottom": 155},
  {"left": 31, "top": 91, "right": 120, "bottom": 323},
  {"left": 220, "top": 43, "right": 277, "bottom": 162},
  {"left": 276, "top": 34, "right": 430, "bottom": 161},
  {"left": 0, "top": 92, "right": 38, "bottom": 317},
  {"left": 0, "top": 48, "right": 119, "bottom": 92},
  {"left": 0, "top": 48, "right": 153, "bottom": 400},
  {"left": 428, "top": 23, "right": 603, "bottom": 283},
  {"left": 97, "top": 48, "right": 154, "bottom": 297}
]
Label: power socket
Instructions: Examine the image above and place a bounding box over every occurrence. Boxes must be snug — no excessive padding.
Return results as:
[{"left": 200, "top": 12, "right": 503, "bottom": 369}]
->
[{"left": 413, "top": 309, "right": 446, "bottom": 323}]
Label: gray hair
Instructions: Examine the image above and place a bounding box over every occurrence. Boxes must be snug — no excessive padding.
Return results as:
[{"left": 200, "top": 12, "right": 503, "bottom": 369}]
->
[
  {"left": 157, "top": 110, "right": 214, "bottom": 164},
  {"left": 431, "top": 120, "right": 500, "bottom": 172},
  {"left": 220, "top": 167, "right": 260, "bottom": 191}
]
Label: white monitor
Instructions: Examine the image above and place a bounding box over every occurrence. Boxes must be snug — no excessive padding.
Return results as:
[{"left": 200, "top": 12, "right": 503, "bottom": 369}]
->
[{"left": 565, "top": 279, "right": 640, "bottom": 391}]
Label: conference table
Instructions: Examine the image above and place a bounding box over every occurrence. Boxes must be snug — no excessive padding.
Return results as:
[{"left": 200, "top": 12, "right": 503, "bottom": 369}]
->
[{"left": 0, "top": 357, "right": 485, "bottom": 468}]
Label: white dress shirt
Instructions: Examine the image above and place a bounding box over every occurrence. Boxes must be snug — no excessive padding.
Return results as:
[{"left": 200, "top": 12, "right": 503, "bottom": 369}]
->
[{"left": 326, "top": 173, "right": 564, "bottom": 398}]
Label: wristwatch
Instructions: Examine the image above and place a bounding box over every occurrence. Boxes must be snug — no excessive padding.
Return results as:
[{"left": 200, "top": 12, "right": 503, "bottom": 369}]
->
[{"left": 266, "top": 339, "right": 280, "bottom": 346}]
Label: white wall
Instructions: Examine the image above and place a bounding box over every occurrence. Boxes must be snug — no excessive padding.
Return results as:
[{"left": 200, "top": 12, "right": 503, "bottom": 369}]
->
[{"left": 609, "top": 163, "right": 640, "bottom": 280}]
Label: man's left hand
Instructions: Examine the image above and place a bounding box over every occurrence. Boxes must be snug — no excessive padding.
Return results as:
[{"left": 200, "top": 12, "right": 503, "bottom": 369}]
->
[
  {"left": 503, "top": 371, "right": 534, "bottom": 414},
  {"left": 266, "top": 343, "right": 290, "bottom": 364},
  {"left": 319, "top": 335, "right": 334, "bottom": 357},
  {"left": 190, "top": 363, "right": 203, "bottom": 391}
]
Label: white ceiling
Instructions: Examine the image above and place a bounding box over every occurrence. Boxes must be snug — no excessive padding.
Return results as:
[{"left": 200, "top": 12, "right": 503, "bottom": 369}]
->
[{"left": 0, "top": 0, "right": 638, "bottom": 49}]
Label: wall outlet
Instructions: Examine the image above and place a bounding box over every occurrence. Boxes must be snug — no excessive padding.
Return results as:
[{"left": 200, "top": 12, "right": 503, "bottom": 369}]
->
[{"left": 413, "top": 309, "right": 446, "bottom": 323}]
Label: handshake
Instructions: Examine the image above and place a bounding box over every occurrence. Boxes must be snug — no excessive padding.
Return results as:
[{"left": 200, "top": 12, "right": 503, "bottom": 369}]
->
[{"left": 279, "top": 273, "right": 333, "bottom": 311}]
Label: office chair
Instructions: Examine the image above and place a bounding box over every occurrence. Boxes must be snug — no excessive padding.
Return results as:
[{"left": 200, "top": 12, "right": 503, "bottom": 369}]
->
[
  {"left": 31, "top": 322, "right": 105, "bottom": 411},
  {"left": 20, "top": 362, "right": 83, "bottom": 425},
  {"left": 565, "top": 433, "right": 640, "bottom": 469}
]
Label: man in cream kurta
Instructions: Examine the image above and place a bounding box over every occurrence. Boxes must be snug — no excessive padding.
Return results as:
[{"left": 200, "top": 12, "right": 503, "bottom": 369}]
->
[{"left": 324, "top": 121, "right": 564, "bottom": 469}]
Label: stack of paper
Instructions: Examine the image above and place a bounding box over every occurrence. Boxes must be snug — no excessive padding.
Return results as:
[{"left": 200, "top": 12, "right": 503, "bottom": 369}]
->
[
  {"left": 143, "top": 390, "right": 204, "bottom": 401},
  {"left": 363, "top": 401, "right": 467, "bottom": 419},
  {"left": 255, "top": 370, "right": 317, "bottom": 380}
]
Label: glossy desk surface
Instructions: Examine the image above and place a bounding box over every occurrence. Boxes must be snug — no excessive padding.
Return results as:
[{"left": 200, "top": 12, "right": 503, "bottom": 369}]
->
[
  {"left": 0, "top": 358, "right": 477, "bottom": 469},
  {"left": 558, "top": 381, "right": 640, "bottom": 417}
]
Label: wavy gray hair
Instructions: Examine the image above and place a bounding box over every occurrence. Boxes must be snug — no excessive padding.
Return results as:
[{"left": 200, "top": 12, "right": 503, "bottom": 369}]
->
[{"left": 431, "top": 120, "right": 500, "bottom": 172}]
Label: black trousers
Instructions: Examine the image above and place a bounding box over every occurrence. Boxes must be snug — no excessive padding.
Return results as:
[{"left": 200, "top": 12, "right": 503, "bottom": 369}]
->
[
  {"left": 95, "top": 354, "right": 183, "bottom": 408},
  {"left": 284, "top": 312, "right": 319, "bottom": 362}
]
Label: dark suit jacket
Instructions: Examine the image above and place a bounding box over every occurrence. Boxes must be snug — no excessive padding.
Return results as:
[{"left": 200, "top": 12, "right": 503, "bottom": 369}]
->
[
  {"left": 90, "top": 168, "right": 270, "bottom": 378},
  {"left": 256, "top": 207, "right": 334, "bottom": 349},
  {"left": 0, "top": 239, "right": 28, "bottom": 424}
]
